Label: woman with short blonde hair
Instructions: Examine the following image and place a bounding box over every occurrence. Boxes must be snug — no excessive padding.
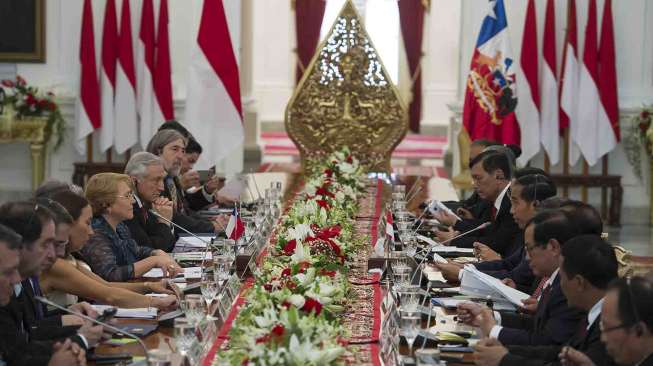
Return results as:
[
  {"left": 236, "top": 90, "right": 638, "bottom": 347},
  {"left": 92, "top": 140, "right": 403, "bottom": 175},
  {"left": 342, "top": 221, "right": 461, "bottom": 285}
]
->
[{"left": 81, "top": 173, "right": 182, "bottom": 282}]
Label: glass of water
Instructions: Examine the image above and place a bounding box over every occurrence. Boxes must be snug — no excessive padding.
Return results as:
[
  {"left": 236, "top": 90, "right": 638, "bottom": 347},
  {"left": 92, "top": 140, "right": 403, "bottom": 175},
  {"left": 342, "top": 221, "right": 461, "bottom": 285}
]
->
[
  {"left": 147, "top": 349, "right": 171, "bottom": 366},
  {"left": 174, "top": 317, "right": 195, "bottom": 356},
  {"left": 400, "top": 311, "right": 421, "bottom": 357},
  {"left": 213, "top": 254, "right": 232, "bottom": 282},
  {"left": 180, "top": 294, "right": 206, "bottom": 326},
  {"left": 393, "top": 265, "right": 412, "bottom": 288},
  {"left": 200, "top": 272, "right": 219, "bottom": 308}
]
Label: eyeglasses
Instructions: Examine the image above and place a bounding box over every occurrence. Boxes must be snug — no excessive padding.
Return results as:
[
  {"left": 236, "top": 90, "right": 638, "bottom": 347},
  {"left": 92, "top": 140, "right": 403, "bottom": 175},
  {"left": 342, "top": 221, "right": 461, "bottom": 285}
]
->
[
  {"left": 116, "top": 192, "right": 135, "bottom": 200},
  {"left": 599, "top": 320, "right": 631, "bottom": 334}
]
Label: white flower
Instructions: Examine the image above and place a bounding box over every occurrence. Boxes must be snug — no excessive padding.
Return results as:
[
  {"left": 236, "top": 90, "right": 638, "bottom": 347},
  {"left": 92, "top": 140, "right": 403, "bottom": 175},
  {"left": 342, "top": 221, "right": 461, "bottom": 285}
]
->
[
  {"left": 288, "top": 294, "right": 305, "bottom": 308},
  {"left": 335, "top": 191, "right": 345, "bottom": 202},
  {"left": 291, "top": 241, "right": 312, "bottom": 262},
  {"left": 287, "top": 224, "right": 314, "bottom": 242}
]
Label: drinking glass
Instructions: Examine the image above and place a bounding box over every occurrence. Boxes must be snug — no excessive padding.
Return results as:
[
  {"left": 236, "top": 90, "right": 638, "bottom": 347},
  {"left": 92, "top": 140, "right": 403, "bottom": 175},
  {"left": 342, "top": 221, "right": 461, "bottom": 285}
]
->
[
  {"left": 147, "top": 349, "right": 171, "bottom": 366},
  {"left": 398, "top": 285, "right": 421, "bottom": 314},
  {"left": 180, "top": 294, "right": 206, "bottom": 325},
  {"left": 174, "top": 317, "right": 196, "bottom": 356},
  {"left": 393, "top": 265, "right": 412, "bottom": 288},
  {"left": 200, "top": 272, "right": 219, "bottom": 308},
  {"left": 400, "top": 311, "right": 421, "bottom": 357},
  {"left": 213, "top": 255, "right": 232, "bottom": 282}
]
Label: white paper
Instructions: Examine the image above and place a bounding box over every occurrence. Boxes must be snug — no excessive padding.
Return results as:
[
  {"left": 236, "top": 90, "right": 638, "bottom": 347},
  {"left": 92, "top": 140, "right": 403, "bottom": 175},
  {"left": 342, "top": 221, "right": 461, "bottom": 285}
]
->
[
  {"left": 429, "top": 200, "right": 462, "bottom": 221},
  {"left": 431, "top": 297, "right": 516, "bottom": 311},
  {"left": 432, "top": 246, "right": 474, "bottom": 254},
  {"left": 423, "top": 268, "right": 447, "bottom": 282},
  {"left": 92, "top": 305, "right": 158, "bottom": 319},
  {"left": 460, "top": 266, "right": 530, "bottom": 306},
  {"left": 174, "top": 251, "right": 212, "bottom": 261},
  {"left": 416, "top": 234, "right": 439, "bottom": 247},
  {"left": 143, "top": 266, "right": 203, "bottom": 280},
  {"left": 175, "top": 236, "right": 214, "bottom": 248}
]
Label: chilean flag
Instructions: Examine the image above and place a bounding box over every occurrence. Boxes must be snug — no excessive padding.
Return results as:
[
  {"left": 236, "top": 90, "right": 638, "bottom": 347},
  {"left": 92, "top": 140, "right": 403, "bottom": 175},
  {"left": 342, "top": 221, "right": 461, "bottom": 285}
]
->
[
  {"left": 185, "top": 0, "right": 244, "bottom": 169},
  {"left": 226, "top": 207, "right": 244, "bottom": 240},
  {"left": 462, "top": 0, "right": 520, "bottom": 146}
]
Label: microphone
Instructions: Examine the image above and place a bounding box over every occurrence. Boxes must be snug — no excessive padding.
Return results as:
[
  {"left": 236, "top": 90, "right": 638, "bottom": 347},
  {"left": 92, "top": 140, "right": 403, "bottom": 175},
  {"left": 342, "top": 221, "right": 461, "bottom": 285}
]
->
[
  {"left": 248, "top": 171, "right": 263, "bottom": 202},
  {"left": 148, "top": 209, "right": 216, "bottom": 269},
  {"left": 406, "top": 185, "right": 423, "bottom": 204},
  {"left": 409, "top": 221, "right": 491, "bottom": 283},
  {"left": 35, "top": 296, "right": 150, "bottom": 363}
]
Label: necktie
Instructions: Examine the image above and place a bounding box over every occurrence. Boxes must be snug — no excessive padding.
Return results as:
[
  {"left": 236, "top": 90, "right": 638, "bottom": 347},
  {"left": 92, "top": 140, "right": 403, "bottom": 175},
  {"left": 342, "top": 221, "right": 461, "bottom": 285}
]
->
[
  {"left": 577, "top": 316, "right": 589, "bottom": 339},
  {"left": 491, "top": 206, "right": 498, "bottom": 221},
  {"left": 532, "top": 276, "right": 549, "bottom": 299},
  {"left": 29, "top": 277, "right": 44, "bottom": 320},
  {"left": 166, "top": 177, "right": 179, "bottom": 212},
  {"left": 539, "top": 284, "right": 552, "bottom": 307}
]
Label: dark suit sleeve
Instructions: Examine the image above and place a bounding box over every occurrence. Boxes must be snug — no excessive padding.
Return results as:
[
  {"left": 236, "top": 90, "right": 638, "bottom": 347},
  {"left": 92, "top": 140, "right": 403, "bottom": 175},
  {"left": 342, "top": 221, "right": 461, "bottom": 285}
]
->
[
  {"left": 184, "top": 188, "right": 213, "bottom": 211},
  {"left": 172, "top": 212, "right": 215, "bottom": 235},
  {"left": 125, "top": 209, "right": 177, "bottom": 252},
  {"left": 0, "top": 304, "right": 54, "bottom": 366}
]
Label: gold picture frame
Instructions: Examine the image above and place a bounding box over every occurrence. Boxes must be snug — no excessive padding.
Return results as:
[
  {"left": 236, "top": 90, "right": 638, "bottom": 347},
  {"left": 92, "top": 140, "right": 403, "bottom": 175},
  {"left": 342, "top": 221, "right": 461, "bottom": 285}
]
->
[{"left": 0, "top": 0, "right": 46, "bottom": 63}]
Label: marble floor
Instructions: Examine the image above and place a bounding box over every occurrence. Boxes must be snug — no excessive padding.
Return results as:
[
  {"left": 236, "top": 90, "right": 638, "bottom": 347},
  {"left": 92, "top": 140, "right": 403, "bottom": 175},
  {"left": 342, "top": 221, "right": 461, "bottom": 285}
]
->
[{"left": 607, "top": 225, "right": 653, "bottom": 256}]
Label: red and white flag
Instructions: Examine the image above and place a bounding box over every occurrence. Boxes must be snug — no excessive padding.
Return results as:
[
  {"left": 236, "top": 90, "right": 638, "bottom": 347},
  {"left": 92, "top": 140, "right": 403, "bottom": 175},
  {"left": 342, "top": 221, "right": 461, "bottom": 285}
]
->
[
  {"left": 560, "top": 0, "right": 581, "bottom": 165},
  {"left": 515, "top": 0, "right": 540, "bottom": 166},
  {"left": 598, "top": 0, "right": 620, "bottom": 144},
  {"left": 226, "top": 207, "right": 244, "bottom": 240},
  {"left": 75, "top": 0, "right": 101, "bottom": 155},
  {"left": 99, "top": 0, "right": 118, "bottom": 153},
  {"left": 137, "top": 0, "right": 156, "bottom": 148},
  {"left": 114, "top": 0, "right": 138, "bottom": 153},
  {"left": 576, "top": 0, "right": 616, "bottom": 166},
  {"left": 153, "top": 0, "right": 174, "bottom": 128},
  {"left": 185, "top": 0, "right": 244, "bottom": 169},
  {"left": 540, "top": 0, "right": 560, "bottom": 164}
]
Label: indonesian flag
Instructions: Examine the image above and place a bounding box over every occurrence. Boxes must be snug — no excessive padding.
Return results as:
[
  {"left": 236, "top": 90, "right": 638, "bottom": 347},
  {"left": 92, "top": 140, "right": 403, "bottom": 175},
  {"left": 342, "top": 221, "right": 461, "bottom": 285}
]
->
[
  {"left": 576, "top": 0, "right": 616, "bottom": 166},
  {"left": 114, "top": 0, "right": 138, "bottom": 154},
  {"left": 515, "top": 0, "right": 540, "bottom": 166},
  {"left": 540, "top": 0, "right": 560, "bottom": 165},
  {"left": 137, "top": 0, "right": 156, "bottom": 149},
  {"left": 598, "top": 0, "right": 620, "bottom": 142},
  {"left": 226, "top": 207, "right": 244, "bottom": 240},
  {"left": 99, "top": 0, "right": 118, "bottom": 153},
  {"left": 75, "top": 0, "right": 101, "bottom": 155},
  {"left": 185, "top": 0, "right": 244, "bottom": 169},
  {"left": 153, "top": 0, "right": 174, "bottom": 127},
  {"left": 385, "top": 210, "right": 394, "bottom": 239},
  {"left": 462, "top": 0, "right": 520, "bottom": 146},
  {"left": 560, "top": 0, "right": 581, "bottom": 165}
]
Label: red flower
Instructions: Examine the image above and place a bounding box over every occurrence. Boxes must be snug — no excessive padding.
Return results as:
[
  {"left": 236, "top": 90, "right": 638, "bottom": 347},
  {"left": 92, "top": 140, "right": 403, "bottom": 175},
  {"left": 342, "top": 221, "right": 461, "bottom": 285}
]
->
[
  {"left": 281, "top": 268, "right": 291, "bottom": 277},
  {"left": 324, "top": 168, "right": 333, "bottom": 178},
  {"left": 16, "top": 75, "right": 26, "bottom": 86},
  {"left": 271, "top": 324, "right": 285, "bottom": 338},
  {"left": 316, "top": 199, "right": 330, "bottom": 209},
  {"left": 346, "top": 155, "right": 353, "bottom": 163},
  {"left": 641, "top": 111, "right": 650, "bottom": 120},
  {"left": 320, "top": 269, "right": 336, "bottom": 277},
  {"left": 263, "top": 283, "right": 273, "bottom": 292},
  {"left": 282, "top": 239, "right": 297, "bottom": 255},
  {"left": 297, "top": 261, "right": 311, "bottom": 273},
  {"left": 25, "top": 94, "right": 36, "bottom": 105},
  {"left": 301, "top": 297, "right": 322, "bottom": 315},
  {"left": 1, "top": 80, "right": 14, "bottom": 88},
  {"left": 316, "top": 186, "right": 335, "bottom": 198}
]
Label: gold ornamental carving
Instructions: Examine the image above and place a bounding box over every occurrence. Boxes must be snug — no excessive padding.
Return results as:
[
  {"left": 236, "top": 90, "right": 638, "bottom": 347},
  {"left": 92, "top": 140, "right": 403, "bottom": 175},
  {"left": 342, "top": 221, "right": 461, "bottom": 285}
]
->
[
  {"left": 285, "top": 0, "right": 408, "bottom": 174},
  {"left": 0, "top": 107, "right": 49, "bottom": 189}
]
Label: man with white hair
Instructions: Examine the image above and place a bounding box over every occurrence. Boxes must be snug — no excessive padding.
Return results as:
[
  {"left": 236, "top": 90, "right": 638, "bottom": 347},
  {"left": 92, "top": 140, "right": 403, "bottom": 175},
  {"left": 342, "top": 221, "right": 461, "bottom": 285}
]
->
[{"left": 124, "top": 152, "right": 180, "bottom": 252}]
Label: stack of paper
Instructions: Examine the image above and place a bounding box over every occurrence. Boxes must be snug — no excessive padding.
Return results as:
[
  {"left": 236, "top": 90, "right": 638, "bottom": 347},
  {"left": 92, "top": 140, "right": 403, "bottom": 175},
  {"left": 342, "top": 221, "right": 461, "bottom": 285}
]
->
[
  {"left": 174, "top": 235, "right": 214, "bottom": 249},
  {"left": 173, "top": 251, "right": 212, "bottom": 261},
  {"left": 92, "top": 305, "right": 158, "bottom": 319},
  {"left": 428, "top": 200, "right": 462, "bottom": 221},
  {"left": 142, "top": 266, "right": 203, "bottom": 280},
  {"left": 431, "top": 297, "right": 516, "bottom": 311},
  {"left": 432, "top": 246, "right": 474, "bottom": 254},
  {"left": 460, "top": 265, "right": 530, "bottom": 306}
]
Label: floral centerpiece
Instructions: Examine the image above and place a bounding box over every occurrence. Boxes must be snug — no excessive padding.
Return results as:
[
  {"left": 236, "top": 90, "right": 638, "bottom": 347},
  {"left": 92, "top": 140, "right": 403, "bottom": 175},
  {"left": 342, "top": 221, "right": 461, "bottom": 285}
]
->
[
  {"left": 219, "top": 148, "right": 368, "bottom": 365},
  {"left": 0, "top": 75, "right": 66, "bottom": 149},
  {"left": 623, "top": 105, "right": 653, "bottom": 179}
]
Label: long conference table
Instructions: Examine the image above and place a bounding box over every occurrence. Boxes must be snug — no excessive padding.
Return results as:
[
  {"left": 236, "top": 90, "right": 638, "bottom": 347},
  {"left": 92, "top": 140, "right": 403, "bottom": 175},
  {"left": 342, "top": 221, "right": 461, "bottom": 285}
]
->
[{"left": 92, "top": 173, "right": 475, "bottom": 365}]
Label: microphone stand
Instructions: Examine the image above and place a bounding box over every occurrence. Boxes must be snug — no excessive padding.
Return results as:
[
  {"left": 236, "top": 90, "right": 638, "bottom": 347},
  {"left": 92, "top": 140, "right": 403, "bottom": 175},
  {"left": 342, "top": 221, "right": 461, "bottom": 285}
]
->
[
  {"left": 409, "top": 222, "right": 491, "bottom": 284},
  {"left": 35, "top": 296, "right": 150, "bottom": 363}
]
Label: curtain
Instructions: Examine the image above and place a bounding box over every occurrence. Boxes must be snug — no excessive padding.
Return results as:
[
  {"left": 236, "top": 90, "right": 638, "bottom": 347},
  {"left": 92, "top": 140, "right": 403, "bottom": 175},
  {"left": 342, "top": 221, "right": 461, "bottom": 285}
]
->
[
  {"left": 294, "top": 0, "right": 326, "bottom": 84},
  {"left": 398, "top": 0, "right": 426, "bottom": 133}
]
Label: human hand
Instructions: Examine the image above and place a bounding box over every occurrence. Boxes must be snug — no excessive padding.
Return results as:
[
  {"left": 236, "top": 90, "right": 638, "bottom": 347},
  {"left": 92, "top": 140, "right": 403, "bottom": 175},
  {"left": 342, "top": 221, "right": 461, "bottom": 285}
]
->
[
  {"left": 473, "top": 338, "right": 508, "bottom": 366},
  {"left": 154, "top": 255, "right": 182, "bottom": 277},
  {"left": 520, "top": 297, "right": 538, "bottom": 314},
  {"left": 456, "top": 302, "right": 486, "bottom": 326},
  {"left": 204, "top": 175, "right": 222, "bottom": 194},
  {"left": 433, "top": 210, "right": 459, "bottom": 226},
  {"left": 152, "top": 295, "right": 179, "bottom": 311},
  {"left": 77, "top": 322, "right": 104, "bottom": 347},
  {"left": 501, "top": 278, "right": 516, "bottom": 288},
  {"left": 473, "top": 242, "right": 501, "bottom": 261},
  {"left": 180, "top": 170, "right": 200, "bottom": 190},
  {"left": 559, "top": 346, "right": 596, "bottom": 366},
  {"left": 212, "top": 214, "right": 230, "bottom": 232},
  {"left": 147, "top": 279, "right": 175, "bottom": 295},
  {"left": 49, "top": 339, "right": 86, "bottom": 366},
  {"left": 434, "top": 262, "right": 463, "bottom": 282},
  {"left": 457, "top": 207, "right": 474, "bottom": 220},
  {"left": 435, "top": 226, "right": 459, "bottom": 243},
  {"left": 152, "top": 197, "right": 174, "bottom": 222},
  {"left": 67, "top": 301, "right": 98, "bottom": 319}
]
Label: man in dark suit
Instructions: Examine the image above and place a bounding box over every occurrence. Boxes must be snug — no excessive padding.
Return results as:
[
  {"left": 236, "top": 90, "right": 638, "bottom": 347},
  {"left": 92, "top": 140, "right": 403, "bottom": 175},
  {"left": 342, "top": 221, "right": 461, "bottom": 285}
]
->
[
  {"left": 458, "top": 210, "right": 584, "bottom": 347},
  {"left": 473, "top": 234, "right": 619, "bottom": 366},
  {"left": 435, "top": 150, "right": 521, "bottom": 257},
  {"left": 124, "top": 152, "right": 178, "bottom": 251},
  {"left": 0, "top": 201, "right": 100, "bottom": 365}
]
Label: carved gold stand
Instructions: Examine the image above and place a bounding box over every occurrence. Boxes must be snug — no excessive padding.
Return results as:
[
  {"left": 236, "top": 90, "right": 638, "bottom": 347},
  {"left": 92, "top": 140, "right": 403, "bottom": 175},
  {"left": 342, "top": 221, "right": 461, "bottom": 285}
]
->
[
  {"left": 0, "top": 109, "right": 48, "bottom": 190},
  {"left": 285, "top": 0, "right": 407, "bottom": 174}
]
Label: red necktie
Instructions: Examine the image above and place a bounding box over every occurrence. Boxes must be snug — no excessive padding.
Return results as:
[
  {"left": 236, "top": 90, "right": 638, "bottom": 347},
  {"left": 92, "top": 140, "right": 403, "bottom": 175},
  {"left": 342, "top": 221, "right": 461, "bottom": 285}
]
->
[
  {"left": 532, "top": 276, "right": 549, "bottom": 299},
  {"left": 491, "top": 206, "right": 498, "bottom": 221}
]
